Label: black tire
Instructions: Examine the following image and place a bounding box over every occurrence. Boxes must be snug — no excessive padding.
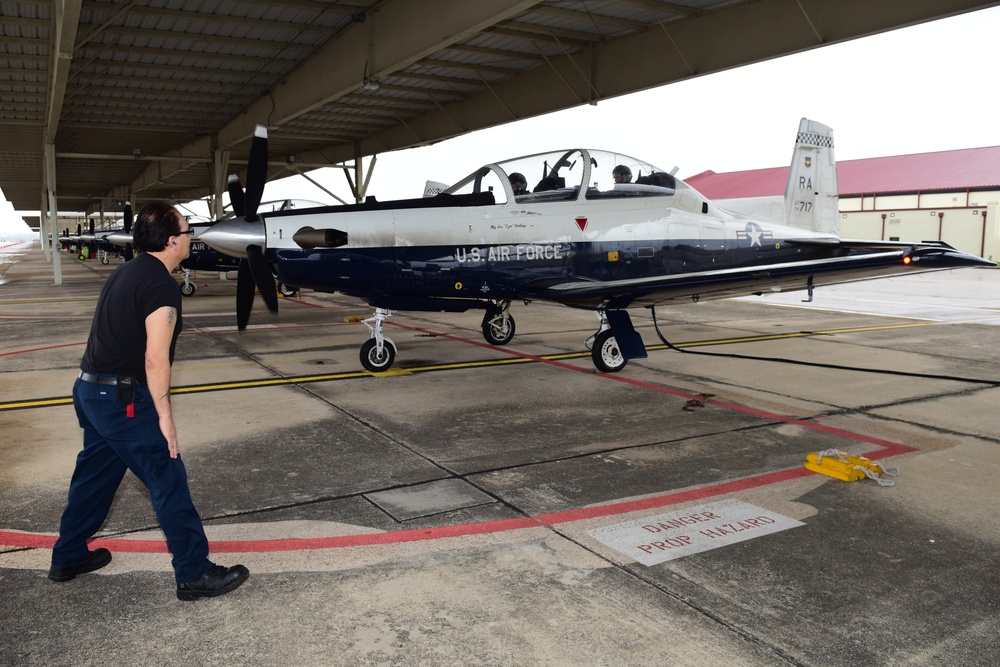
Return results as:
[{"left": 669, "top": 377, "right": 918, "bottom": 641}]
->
[
  {"left": 180, "top": 282, "right": 196, "bottom": 297},
  {"left": 360, "top": 338, "right": 396, "bottom": 372},
  {"left": 278, "top": 283, "right": 298, "bottom": 297},
  {"left": 591, "top": 330, "right": 627, "bottom": 373},
  {"left": 482, "top": 312, "right": 515, "bottom": 346},
  {"left": 101, "top": 256, "right": 110, "bottom": 265}
]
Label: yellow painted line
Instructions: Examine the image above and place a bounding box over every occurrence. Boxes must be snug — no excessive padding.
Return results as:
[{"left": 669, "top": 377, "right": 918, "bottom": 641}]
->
[
  {"left": 0, "top": 320, "right": 943, "bottom": 412},
  {"left": 0, "top": 396, "right": 75, "bottom": 411}
]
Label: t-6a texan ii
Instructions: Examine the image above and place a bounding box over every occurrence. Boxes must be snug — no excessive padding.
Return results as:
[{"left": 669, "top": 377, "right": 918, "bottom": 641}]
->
[{"left": 198, "top": 119, "right": 995, "bottom": 373}]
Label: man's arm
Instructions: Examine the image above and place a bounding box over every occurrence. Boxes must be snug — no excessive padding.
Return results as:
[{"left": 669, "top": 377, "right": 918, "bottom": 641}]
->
[{"left": 145, "top": 305, "right": 179, "bottom": 458}]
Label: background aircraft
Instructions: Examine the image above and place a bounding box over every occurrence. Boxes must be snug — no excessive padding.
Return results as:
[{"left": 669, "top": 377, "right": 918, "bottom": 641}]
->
[
  {"left": 198, "top": 120, "right": 994, "bottom": 373},
  {"left": 57, "top": 218, "right": 125, "bottom": 262}
]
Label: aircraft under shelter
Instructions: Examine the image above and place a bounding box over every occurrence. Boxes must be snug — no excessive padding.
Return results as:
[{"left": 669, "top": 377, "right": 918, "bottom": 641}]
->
[
  {"left": 2, "top": 0, "right": 999, "bottom": 286},
  {"left": 194, "top": 119, "right": 994, "bottom": 374}
]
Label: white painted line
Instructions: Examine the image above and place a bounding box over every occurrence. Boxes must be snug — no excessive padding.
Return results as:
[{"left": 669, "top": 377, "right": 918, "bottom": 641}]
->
[{"left": 586, "top": 499, "right": 804, "bottom": 566}]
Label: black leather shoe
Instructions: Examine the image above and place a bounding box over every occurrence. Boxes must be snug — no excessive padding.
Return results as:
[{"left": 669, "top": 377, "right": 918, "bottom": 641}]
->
[
  {"left": 176, "top": 564, "right": 249, "bottom": 601},
  {"left": 48, "top": 548, "right": 112, "bottom": 582}
]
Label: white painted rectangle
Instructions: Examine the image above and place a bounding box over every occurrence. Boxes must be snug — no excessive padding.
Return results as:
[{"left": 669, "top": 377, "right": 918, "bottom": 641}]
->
[{"left": 586, "top": 499, "right": 804, "bottom": 566}]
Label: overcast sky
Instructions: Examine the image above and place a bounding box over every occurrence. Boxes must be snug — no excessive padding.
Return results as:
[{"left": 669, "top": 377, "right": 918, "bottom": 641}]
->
[{"left": 6, "top": 5, "right": 1000, "bottom": 235}]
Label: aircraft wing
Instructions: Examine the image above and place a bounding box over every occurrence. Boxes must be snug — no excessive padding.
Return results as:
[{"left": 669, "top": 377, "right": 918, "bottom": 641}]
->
[{"left": 517, "top": 243, "right": 994, "bottom": 310}]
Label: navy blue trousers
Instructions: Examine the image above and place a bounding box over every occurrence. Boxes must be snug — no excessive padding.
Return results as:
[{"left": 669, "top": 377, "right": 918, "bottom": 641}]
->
[{"left": 52, "top": 377, "right": 212, "bottom": 584}]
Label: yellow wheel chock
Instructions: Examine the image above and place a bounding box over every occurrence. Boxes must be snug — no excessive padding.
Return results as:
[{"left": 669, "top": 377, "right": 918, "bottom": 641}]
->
[{"left": 804, "top": 449, "right": 899, "bottom": 486}]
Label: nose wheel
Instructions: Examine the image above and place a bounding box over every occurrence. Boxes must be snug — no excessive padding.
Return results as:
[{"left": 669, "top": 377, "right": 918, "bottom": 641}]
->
[
  {"left": 591, "top": 329, "right": 627, "bottom": 373},
  {"left": 180, "top": 269, "right": 196, "bottom": 296},
  {"left": 360, "top": 337, "right": 396, "bottom": 372},
  {"left": 360, "top": 307, "right": 397, "bottom": 372},
  {"left": 482, "top": 301, "right": 515, "bottom": 345},
  {"left": 588, "top": 310, "right": 628, "bottom": 373}
]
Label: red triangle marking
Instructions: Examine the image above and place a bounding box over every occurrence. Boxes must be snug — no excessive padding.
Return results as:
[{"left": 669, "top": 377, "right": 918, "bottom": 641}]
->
[{"left": 575, "top": 217, "right": 588, "bottom": 231}]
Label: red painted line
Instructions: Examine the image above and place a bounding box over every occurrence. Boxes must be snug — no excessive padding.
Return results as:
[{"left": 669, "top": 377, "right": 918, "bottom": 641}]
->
[
  {"left": 0, "top": 314, "right": 93, "bottom": 320},
  {"left": 0, "top": 341, "right": 86, "bottom": 358},
  {"left": 0, "top": 319, "right": 362, "bottom": 357},
  {"left": 0, "top": 321, "right": 919, "bottom": 554},
  {"left": 0, "top": 443, "right": 913, "bottom": 554},
  {"left": 281, "top": 296, "right": 327, "bottom": 309},
  {"left": 389, "top": 322, "right": 914, "bottom": 456}
]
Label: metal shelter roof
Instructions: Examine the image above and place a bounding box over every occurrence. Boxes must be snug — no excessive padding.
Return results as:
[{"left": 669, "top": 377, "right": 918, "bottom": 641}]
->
[
  {"left": 3, "top": 0, "right": 999, "bottom": 216},
  {"left": 686, "top": 145, "right": 1000, "bottom": 198}
]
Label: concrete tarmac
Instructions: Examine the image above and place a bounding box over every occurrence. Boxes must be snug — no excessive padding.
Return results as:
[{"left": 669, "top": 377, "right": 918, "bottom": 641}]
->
[{"left": 2, "top": 243, "right": 999, "bottom": 666}]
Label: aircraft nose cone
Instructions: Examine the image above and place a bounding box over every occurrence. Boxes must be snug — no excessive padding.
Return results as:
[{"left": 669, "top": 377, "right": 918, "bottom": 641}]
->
[
  {"left": 198, "top": 219, "right": 265, "bottom": 259},
  {"left": 104, "top": 232, "right": 132, "bottom": 247}
]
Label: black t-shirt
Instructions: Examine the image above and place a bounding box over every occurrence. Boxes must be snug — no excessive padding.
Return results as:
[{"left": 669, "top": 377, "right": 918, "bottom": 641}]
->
[{"left": 80, "top": 252, "right": 182, "bottom": 385}]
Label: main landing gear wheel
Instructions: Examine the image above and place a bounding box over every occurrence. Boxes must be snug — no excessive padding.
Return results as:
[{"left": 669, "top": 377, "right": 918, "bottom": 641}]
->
[
  {"left": 482, "top": 311, "right": 515, "bottom": 346},
  {"left": 180, "top": 282, "right": 196, "bottom": 296},
  {"left": 360, "top": 337, "right": 396, "bottom": 372},
  {"left": 592, "top": 329, "right": 628, "bottom": 373}
]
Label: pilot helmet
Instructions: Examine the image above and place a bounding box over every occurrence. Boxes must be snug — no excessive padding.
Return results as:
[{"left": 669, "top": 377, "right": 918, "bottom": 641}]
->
[
  {"left": 509, "top": 172, "right": 528, "bottom": 195},
  {"left": 612, "top": 164, "right": 632, "bottom": 183}
]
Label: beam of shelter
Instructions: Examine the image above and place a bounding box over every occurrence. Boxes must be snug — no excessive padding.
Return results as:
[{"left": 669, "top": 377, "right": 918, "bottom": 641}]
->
[
  {"left": 44, "top": 0, "right": 84, "bottom": 144},
  {"left": 126, "top": 134, "right": 215, "bottom": 202},
  {"left": 124, "top": 0, "right": 537, "bottom": 199},
  {"left": 286, "top": 0, "right": 1000, "bottom": 169},
  {"left": 216, "top": 0, "right": 539, "bottom": 150}
]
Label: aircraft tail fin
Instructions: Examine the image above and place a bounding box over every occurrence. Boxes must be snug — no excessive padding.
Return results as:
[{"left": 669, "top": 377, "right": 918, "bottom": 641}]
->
[{"left": 784, "top": 118, "right": 838, "bottom": 235}]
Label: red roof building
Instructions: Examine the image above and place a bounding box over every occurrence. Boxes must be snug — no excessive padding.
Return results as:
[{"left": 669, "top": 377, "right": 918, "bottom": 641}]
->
[
  {"left": 686, "top": 146, "right": 1000, "bottom": 198},
  {"left": 684, "top": 146, "right": 1000, "bottom": 260}
]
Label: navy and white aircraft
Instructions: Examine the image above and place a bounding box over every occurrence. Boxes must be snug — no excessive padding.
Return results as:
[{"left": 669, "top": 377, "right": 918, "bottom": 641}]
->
[{"left": 198, "top": 120, "right": 995, "bottom": 373}]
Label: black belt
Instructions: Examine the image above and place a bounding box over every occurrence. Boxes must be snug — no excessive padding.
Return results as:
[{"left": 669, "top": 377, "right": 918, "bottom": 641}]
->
[{"left": 78, "top": 371, "right": 119, "bottom": 386}]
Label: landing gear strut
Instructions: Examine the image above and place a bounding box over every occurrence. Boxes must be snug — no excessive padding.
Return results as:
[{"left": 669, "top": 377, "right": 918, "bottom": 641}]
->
[
  {"left": 482, "top": 300, "right": 515, "bottom": 346},
  {"left": 179, "top": 268, "right": 196, "bottom": 296},
  {"left": 586, "top": 310, "right": 627, "bottom": 373},
  {"left": 360, "top": 307, "right": 397, "bottom": 372}
]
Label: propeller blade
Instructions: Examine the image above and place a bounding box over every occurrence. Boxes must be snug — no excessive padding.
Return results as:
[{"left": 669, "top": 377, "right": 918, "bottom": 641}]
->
[
  {"left": 236, "top": 258, "right": 255, "bottom": 331},
  {"left": 246, "top": 244, "right": 278, "bottom": 313},
  {"left": 76, "top": 224, "right": 82, "bottom": 237},
  {"left": 243, "top": 125, "right": 268, "bottom": 222},
  {"left": 123, "top": 203, "right": 134, "bottom": 260},
  {"left": 223, "top": 126, "right": 270, "bottom": 330},
  {"left": 227, "top": 174, "right": 245, "bottom": 218},
  {"left": 89, "top": 219, "right": 95, "bottom": 236}
]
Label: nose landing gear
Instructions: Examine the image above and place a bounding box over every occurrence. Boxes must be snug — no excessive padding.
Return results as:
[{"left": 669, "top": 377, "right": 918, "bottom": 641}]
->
[
  {"left": 587, "top": 310, "right": 627, "bottom": 373},
  {"left": 482, "top": 300, "right": 515, "bottom": 346},
  {"left": 360, "top": 308, "right": 397, "bottom": 372}
]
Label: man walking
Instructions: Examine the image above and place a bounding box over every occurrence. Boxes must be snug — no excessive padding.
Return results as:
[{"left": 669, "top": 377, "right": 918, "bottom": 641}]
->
[{"left": 50, "top": 201, "right": 249, "bottom": 601}]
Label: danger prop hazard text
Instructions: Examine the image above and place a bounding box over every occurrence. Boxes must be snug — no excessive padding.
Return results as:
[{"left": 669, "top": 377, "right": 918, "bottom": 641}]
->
[{"left": 586, "top": 500, "right": 803, "bottom": 566}]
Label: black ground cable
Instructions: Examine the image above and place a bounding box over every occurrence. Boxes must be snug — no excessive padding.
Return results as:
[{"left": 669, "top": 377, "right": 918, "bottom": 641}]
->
[{"left": 647, "top": 305, "right": 1000, "bottom": 386}]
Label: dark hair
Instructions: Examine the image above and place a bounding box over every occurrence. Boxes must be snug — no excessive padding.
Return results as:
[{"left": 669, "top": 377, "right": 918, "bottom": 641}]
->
[
  {"left": 613, "top": 164, "right": 632, "bottom": 182},
  {"left": 509, "top": 172, "right": 527, "bottom": 195},
  {"left": 132, "top": 202, "right": 182, "bottom": 253}
]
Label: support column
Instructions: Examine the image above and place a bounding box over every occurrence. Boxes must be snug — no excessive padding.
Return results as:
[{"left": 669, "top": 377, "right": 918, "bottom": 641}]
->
[
  {"left": 39, "top": 189, "right": 51, "bottom": 262},
  {"left": 211, "top": 149, "right": 229, "bottom": 219},
  {"left": 44, "top": 142, "right": 63, "bottom": 285}
]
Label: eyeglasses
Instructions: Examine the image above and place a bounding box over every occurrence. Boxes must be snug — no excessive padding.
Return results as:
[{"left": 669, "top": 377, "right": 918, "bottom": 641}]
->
[{"left": 177, "top": 229, "right": 195, "bottom": 236}]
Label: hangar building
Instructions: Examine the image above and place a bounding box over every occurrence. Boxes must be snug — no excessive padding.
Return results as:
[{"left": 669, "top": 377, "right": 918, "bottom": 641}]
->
[{"left": 686, "top": 146, "right": 1000, "bottom": 261}]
